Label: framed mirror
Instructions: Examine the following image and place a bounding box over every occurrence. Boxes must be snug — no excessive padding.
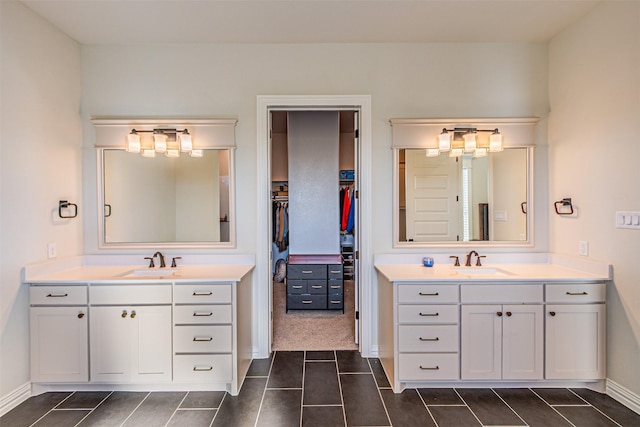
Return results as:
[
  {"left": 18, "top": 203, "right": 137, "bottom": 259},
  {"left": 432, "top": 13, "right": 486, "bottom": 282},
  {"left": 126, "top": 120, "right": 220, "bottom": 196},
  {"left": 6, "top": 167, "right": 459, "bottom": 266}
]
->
[
  {"left": 394, "top": 147, "right": 533, "bottom": 246},
  {"left": 98, "top": 148, "right": 234, "bottom": 248}
]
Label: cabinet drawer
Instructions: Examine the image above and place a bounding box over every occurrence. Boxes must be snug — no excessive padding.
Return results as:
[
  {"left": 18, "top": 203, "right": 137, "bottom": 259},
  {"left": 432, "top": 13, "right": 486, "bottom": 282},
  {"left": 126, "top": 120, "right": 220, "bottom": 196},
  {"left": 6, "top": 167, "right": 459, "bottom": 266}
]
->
[
  {"left": 398, "top": 353, "right": 459, "bottom": 381},
  {"left": 461, "top": 284, "right": 542, "bottom": 304},
  {"left": 398, "top": 325, "right": 459, "bottom": 352},
  {"left": 328, "top": 281, "right": 343, "bottom": 294},
  {"left": 398, "top": 285, "right": 458, "bottom": 304},
  {"left": 287, "top": 264, "right": 326, "bottom": 280},
  {"left": 174, "top": 325, "right": 232, "bottom": 353},
  {"left": 174, "top": 305, "right": 232, "bottom": 325},
  {"left": 90, "top": 285, "right": 171, "bottom": 305},
  {"left": 327, "top": 294, "right": 344, "bottom": 310},
  {"left": 30, "top": 286, "right": 87, "bottom": 305},
  {"left": 174, "top": 284, "right": 232, "bottom": 304},
  {"left": 546, "top": 283, "right": 605, "bottom": 303},
  {"left": 398, "top": 305, "right": 459, "bottom": 324},
  {"left": 287, "top": 295, "right": 326, "bottom": 310},
  {"left": 328, "top": 264, "right": 343, "bottom": 279},
  {"left": 173, "top": 354, "right": 232, "bottom": 383},
  {"left": 287, "top": 280, "right": 307, "bottom": 294}
]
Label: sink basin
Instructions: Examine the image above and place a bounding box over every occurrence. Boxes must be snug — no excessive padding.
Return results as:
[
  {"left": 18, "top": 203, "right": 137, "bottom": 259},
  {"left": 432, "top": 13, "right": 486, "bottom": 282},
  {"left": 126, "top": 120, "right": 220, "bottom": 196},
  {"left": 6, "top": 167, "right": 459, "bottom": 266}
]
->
[
  {"left": 121, "top": 267, "right": 181, "bottom": 278},
  {"left": 450, "top": 267, "right": 512, "bottom": 277}
]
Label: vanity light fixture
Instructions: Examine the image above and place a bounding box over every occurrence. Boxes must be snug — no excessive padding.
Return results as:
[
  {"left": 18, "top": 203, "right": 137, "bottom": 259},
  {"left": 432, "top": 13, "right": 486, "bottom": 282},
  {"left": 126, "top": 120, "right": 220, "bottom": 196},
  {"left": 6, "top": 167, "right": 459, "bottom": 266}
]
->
[
  {"left": 435, "top": 128, "right": 503, "bottom": 158},
  {"left": 126, "top": 128, "right": 197, "bottom": 158}
]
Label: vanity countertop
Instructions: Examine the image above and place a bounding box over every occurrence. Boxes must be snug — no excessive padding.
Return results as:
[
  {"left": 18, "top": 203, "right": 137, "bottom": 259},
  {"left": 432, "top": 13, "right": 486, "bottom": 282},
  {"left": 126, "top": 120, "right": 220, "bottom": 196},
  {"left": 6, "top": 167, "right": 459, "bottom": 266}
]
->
[{"left": 375, "top": 262, "right": 611, "bottom": 283}]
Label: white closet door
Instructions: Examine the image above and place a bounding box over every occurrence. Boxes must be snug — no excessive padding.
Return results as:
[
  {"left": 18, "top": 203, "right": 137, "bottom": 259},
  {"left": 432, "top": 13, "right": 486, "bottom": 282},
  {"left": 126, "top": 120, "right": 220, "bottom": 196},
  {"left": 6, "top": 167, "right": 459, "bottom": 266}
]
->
[{"left": 287, "top": 111, "right": 340, "bottom": 255}]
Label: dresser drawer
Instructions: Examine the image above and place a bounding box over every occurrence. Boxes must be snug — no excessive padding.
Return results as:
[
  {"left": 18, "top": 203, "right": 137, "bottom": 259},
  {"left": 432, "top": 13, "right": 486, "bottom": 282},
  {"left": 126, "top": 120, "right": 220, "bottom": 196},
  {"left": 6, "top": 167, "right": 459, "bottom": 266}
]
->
[
  {"left": 287, "top": 294, "right": 327, "bottom": 310},
  {"left": 545, "top": 283, "right": 605, "bottom": 303},
  {"left": 398, "top": 325, "right": 459, "bottom": 352},
  {"left": 287, "top": 264, "right": 327, "bottom": 280},
  {"left": 287, "top": 280, "right": 327, "bottom": 294},
  {"left": 461, "top": 284, "right": 543, "bottom": 304},
  {"left": 327, "top": 294, "right": 344, "bottom": 310},
  {"left": 328, "top": 281, "right": 343, "bottom": 294},
  {"left": 398, "top": 304, "right": 459, "bottom": 324},
  {"left": 89, "top": 285, "right": 171, "bottom": 305},
  {"left": 174, "top": 305, "right": 232, "bottom": 325},
  {"left": 173, "top": 354, "right": 232, "bottom": 383},
  {"left": 174, "top": 325, "right": 232, "bottom": 353},
  {"left": 328, "top": 264, "right": 343, "bottom": 279},
  {"left": 397, "top": 284, "right": 459, "bottom": 304},
  {"left": 174, "top": 284, "right": 232, "bottom": 304},
  {"left": 398, "top": 353, "right": 459, "bottom": 381},
  {"left": 30, "top": 285, "right": 87, "bottom": 305}
]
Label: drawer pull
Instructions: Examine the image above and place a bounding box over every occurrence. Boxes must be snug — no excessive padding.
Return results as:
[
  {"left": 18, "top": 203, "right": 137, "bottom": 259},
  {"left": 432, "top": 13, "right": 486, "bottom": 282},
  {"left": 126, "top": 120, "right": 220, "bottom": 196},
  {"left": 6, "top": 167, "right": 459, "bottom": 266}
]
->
[
  {"left": 292, "top": 285, "right": 303, "bottom": 289},
  {"left": 77, "top": 312, "right": 85, "bottom": 319},
  {"left": 419, "top": 292, "right": 439, "bottom": 296},
  {"left": 193, "top": 312, "right": 213, "bottom": 317},
  {"left": 302, "top": 300, "right": 313, "bottom": 304},
  {"left": 193, "top": 366, "right": 213, "bottom": 371},
  {"left": 419, "top": 312, "right": 439, "bottom": 317},
  {"left": 330, "top": 270, "right": 341, "bottom": 274},
  {"left": 193, "top": 337, "right": 213, "bottom": 342},
  {"left": 311, "top": 285, "right": 323, "bottom": 289},
  {"left": 330, "top": 285, "right": 341, "bottom": 289},
  {"left": 419, "top": 337, "right": 439, "bottom": 342},
  {"left": 46, "top": 293, "right": 68, "bottom": 298},
  {"left": 419, "top": 365, "right": 440, "bottom": 370},
  {"left": 330, "top": 300, "right": 341, "bottom": 304},
  {"left": 193, "top": 291, "right": 213, "bottom": 296},
  {"left": 302, "top": 270, "right": 313, "bottom": 274},
  {"left": 566, "top": 291, "right": 588, "bottom": 296}
]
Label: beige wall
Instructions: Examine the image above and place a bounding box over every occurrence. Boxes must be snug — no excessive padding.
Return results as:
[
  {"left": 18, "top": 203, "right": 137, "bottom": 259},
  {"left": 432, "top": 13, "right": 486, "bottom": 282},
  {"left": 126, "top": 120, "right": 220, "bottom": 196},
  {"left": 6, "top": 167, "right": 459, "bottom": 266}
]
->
[
  {"left": 549, "top": 1, "right": 640, "bottom": 396},
  {"left": 0, "top": 1, "right": 83, "bottom": 396}
]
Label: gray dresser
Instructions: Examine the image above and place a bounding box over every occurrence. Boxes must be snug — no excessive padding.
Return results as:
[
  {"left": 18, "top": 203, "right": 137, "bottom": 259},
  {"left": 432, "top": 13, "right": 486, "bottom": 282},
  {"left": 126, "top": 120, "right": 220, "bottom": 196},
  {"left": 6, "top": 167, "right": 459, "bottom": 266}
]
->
[{"left": 286, "top": 255, "right": 343, "bottom": 311}]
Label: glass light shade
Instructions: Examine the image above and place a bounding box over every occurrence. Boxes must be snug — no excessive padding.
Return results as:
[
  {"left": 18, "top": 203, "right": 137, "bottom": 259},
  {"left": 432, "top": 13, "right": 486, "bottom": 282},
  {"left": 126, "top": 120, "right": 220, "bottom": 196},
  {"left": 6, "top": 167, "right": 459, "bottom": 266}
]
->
[
  {"left": 449, "top": 147, "right": 464, "bottom": 157},
  {"left": 438, "top": 131, "right": 451, "bottom": 152},
  {"left": 473, "top": 147, "right": 488, "bottom": 157},
  {"left": 463, "top": 133, "right": 477, "bottom": 152},
  {"left": 425, "top": 148, "right": 440, "bottom": 157},
  {"left": 153, "top": 133, "right": 167, "bottom": 153},
  {"left": 165, "top": 148, "right": 180, "bottom": 158},
  {"left": 489, "top": 132, "right": 503, "bottom": 152},
  {"left": 126, "top": 133, "right": 141, "bottom": 153},
  {"left": 179, "top": 132, "right": 192, "bottom": 152},
  {"left": 190, "top": 149, "right": 204, "bottom": 157},
  {"left": 141, "top": 148, "right": 156, "bottom": 158}
]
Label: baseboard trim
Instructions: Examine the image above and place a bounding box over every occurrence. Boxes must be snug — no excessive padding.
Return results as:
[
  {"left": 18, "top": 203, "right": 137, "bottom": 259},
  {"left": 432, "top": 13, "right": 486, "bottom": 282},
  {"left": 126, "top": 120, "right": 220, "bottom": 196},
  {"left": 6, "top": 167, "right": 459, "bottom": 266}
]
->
[
  {"left": 0, "top": 382, "right": 31, "bottom": 417},
  {"left": 607, "top": 378, "right": 640, "bottom": 415}
]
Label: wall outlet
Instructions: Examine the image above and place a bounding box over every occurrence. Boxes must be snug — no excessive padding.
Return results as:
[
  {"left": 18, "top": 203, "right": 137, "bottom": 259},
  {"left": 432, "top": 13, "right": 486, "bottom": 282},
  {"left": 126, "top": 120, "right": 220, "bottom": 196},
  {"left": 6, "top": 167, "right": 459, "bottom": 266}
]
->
[
  {"left": 579, "top": 240, "right": 589, "bottom": 257},
  {"left": 47, "top": 242, "right": 57, "bottom": 259}
]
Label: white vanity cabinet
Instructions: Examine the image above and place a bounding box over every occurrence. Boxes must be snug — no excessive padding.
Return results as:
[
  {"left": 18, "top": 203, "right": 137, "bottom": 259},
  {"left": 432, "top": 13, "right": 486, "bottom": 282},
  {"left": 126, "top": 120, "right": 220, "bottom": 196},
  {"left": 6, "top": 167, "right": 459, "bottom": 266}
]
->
[
  {"left": 29, "top": 285, "right": 89, "bottom": 383},
  {"left": 89, "top": 284, "right": 172, "bottom": 383},
  {"left": 461, "top": 284, "right": 544, "bottom": 381},
  {"left": 545, "top": 283, "right": 606, "bottom": 380}
]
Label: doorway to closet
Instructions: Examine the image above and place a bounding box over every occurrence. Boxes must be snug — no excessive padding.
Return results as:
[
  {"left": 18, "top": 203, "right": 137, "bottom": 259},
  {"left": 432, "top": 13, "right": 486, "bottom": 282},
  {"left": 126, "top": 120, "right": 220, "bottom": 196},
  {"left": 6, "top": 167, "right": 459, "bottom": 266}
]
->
[{"left": 269, "top": 109, "right": 359, "bottom": 351}]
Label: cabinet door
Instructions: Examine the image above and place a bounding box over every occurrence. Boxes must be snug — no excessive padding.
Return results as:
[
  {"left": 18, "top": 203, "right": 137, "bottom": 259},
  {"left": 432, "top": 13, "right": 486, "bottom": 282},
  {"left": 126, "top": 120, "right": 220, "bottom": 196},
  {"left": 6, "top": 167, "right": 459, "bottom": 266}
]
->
[
  {"left": 90, "top": 306, "right": 133, "bottom": 382},
  {"left": 461, "top": 305, "right": 502, "bottom": 380},
  {"left": 502, "top": 305, "right": 543, "bottom": 380},
  {"left": 545, "top": 304, "right": 606, "bottom": 380},
  {"left": 130, "top": 306, "right": 171, "bottom": 382},
  {"left": 30, "top": 307, "right": 88, "bottom": 383}
]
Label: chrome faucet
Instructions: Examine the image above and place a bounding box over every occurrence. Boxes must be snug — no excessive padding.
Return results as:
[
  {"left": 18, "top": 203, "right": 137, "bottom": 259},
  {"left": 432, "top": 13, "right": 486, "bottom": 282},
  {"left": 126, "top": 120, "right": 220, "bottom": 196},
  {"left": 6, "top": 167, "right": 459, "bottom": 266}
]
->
[
  {"left": 153, "top": 251, "right": 166, "bottom": 268},
  {"left": 465, "top": 250, "right": 479, "bottom": 267}
]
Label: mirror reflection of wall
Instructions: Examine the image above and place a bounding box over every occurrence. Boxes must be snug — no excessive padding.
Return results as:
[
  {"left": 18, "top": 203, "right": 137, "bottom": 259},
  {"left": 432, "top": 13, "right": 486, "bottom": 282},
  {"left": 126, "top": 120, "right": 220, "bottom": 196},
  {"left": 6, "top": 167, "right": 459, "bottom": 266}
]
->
[{"left": 398, "top": 148, "right": 528, "bottom": 243}]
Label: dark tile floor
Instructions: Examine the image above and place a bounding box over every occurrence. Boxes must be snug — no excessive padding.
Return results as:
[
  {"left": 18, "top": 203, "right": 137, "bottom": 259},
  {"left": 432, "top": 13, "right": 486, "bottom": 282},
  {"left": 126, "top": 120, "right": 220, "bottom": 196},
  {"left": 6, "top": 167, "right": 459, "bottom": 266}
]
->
[{"left": 2, "top": 350, "right": 639, "bottom": 426}]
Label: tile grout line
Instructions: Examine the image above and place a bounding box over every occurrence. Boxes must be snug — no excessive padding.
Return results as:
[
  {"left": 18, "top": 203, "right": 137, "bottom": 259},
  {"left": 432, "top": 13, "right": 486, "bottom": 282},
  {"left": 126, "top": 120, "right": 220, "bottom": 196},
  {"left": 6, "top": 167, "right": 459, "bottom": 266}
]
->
[
  {"left": 565, "top": 389, "right": 623, "bottom": 427},
  {"left": 253, "top": 349, "right": 278, "bottom": 427},
  {"left": 300, "top": 351, "right": 307, "bottom": 427},
  {"left": 367, "top": 357, "right": 392, "bottom": 427},
  {"left": 335, "top": 351, "right": 349, "bottom": 427},
  {"left": 28, "top": 391, "right": 75, "bottom": 427},
  {"left": 119, "top": 391, "right": 151, "bottom": 426},
  {"left": 73, "top": 391, "right": 114, "bottom": 427},
  {"left": 415, "top": 389, "right": 441, "bottom": 427},
  {"left": 453, "top": 388, "right": 485, "bottom": 427},
  {"left": 489, "top": 388, "right": 528, "bottom": 427},
  {"left": 528, "top": 388, "right": 577, "bottom": 427}
]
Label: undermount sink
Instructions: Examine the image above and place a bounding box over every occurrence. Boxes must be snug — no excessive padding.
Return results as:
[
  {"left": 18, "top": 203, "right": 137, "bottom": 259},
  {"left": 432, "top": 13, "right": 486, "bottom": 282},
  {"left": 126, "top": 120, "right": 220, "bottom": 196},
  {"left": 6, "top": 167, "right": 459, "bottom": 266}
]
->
[
  {"left": 450, "top": 267, "right": 512, "bottom": 277},
  {"left": 121, "top": 267, "right": 181, "bottom": 278}
]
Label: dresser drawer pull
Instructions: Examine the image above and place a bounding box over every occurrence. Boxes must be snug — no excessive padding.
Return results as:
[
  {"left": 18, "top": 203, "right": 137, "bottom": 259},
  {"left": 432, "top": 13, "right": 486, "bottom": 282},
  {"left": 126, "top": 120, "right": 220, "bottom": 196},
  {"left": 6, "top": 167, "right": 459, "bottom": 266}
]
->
[
  {"left": 193, "top": 366, "right": 213, "bottom": 372},
  {"left": 419, "top": 337, "right": 440, "bottom": 342},
  {"left": 193, "top": 337, "right": 213, "bottom": 342},
  {"left": 419, "top": 292, "right": 439, "bottom": 296},
  {"left": 419, "top": 365, "right": 440, "bottom": 370},
  {"left": 419, "top": 312, "right": 439, "bottom": 317},
  {"left": 193, "top": 312, "right": 213, "bottom": 317},
  {"left": 566, "top": 291, "right": 588, "bottom": 296},
  {"left": 311, "top": 285, "right": 323, "bottom": 289},
  {"left": 46, "top": 293, "right": 68, "bottom": 298},
  {"left": 292, "top": 285, "right": 303, "bottom": 289},
  {"left": 330, "top": 270, "right": 341, "bottom": 274},
  {"left": 302, "top": 270, "right": 313, "bottom": 274},
  {"left": 302, "top": 300, "right": 313, "bottom": 304},
  {"left": 330, "top": 300, "right": 342, "bottom": 304},
  {"left": 330, "top": 285, "right": 341, "bottom": 289},
  {"left": 193, "top": 291, "right": 213, "bottom": 296}
]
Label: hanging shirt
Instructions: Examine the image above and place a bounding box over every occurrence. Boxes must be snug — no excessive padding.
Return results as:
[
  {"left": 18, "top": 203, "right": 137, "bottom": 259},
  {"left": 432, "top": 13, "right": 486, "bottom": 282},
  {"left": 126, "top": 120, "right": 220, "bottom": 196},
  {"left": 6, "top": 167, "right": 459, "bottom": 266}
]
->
[
  {"left": 341, "top": 187, "right": 351, "bottom": 231},
  {"left": 346, "top": 189, "right": 355, "bottom": 233}
]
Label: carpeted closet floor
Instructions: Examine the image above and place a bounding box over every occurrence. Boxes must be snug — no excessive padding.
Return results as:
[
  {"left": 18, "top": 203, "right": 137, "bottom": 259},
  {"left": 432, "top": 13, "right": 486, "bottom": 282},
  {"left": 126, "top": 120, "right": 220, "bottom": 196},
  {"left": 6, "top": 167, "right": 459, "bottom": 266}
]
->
[{"left": 272, "top": 280, "right": 358, "bottom": 350}]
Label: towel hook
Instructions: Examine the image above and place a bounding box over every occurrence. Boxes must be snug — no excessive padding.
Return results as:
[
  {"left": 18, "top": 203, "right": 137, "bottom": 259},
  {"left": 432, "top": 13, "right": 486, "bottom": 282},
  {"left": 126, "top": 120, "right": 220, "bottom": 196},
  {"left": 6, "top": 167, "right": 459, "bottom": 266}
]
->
[{"left": 58, "top": 200, "right": 78, "bottom": 219}]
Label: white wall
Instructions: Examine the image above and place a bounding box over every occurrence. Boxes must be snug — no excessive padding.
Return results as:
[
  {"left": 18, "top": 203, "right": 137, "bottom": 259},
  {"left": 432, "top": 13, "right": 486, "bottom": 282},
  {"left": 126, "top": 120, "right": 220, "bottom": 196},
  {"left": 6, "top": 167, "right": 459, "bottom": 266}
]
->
[
  {"left": 549, "top": 2, "right": 640, "bottom": 396},
  {"left": 0, "top": 0, "right": 83, "bottom": 397}
]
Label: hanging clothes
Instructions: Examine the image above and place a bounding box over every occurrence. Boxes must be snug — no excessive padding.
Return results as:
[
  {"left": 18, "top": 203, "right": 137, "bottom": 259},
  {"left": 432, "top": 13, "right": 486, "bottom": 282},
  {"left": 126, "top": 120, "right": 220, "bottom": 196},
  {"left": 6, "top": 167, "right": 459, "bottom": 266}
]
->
[
  {"left": 346, "top": 189, "right": 355, "bottom": 233},
  {"left": 341, "top": 186, "right": 351, "bottom": 231}
]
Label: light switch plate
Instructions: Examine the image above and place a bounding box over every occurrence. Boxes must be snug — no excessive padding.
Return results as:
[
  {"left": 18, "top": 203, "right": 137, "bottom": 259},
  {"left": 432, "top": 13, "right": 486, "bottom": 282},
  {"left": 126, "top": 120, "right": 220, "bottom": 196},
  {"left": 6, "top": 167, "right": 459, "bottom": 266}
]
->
[
  {"left": 579, "top": 241, "right": 589, "bottom": 256},
  {"left": 616, "top": 211, "right": 640, "bottom": 230}
]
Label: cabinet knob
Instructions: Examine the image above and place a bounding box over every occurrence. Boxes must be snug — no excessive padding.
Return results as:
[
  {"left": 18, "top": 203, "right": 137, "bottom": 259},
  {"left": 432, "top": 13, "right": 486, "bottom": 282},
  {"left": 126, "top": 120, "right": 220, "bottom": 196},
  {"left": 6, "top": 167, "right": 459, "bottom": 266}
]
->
[
  {"left": 497, "top": 311, "right": 503, "bottom": 317},
  {"left": 130, "top": 311, "right": 136, "bottom": 319},
  {"left": 550, "top": 311, "right": 556, "bottom": 317},
  {"left": 77, "top": 312, "right": 85, "bottom": 319},
  {"left": 506, "top": 311, "right": 512, "bottom": 317},
  {"left": 121, "top": 311, "right": 128, "bottom": 318}
]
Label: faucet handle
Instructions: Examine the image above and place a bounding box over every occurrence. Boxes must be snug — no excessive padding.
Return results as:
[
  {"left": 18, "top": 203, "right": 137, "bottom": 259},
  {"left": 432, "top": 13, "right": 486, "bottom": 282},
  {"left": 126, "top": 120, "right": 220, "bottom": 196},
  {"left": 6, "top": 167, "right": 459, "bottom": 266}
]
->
[
  {"left": 171, "top": 257, "right": 182, "bottom": 268},
  {"left": 144, "top": 257, "right": 155, "bottom": 268},
  {"left": 476, "top": 255, "right": 486, "bottom": 267},
  {"left": 449, "top": 256, "right": 460, "bottom": 266}
]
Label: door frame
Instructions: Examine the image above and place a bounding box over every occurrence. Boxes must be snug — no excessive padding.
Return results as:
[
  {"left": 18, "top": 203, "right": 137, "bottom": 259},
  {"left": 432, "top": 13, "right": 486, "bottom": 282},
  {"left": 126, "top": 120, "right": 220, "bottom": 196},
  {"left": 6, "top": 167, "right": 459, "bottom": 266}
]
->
[{"left": 255, "top": 95, "right": 372, "bottom": 357}]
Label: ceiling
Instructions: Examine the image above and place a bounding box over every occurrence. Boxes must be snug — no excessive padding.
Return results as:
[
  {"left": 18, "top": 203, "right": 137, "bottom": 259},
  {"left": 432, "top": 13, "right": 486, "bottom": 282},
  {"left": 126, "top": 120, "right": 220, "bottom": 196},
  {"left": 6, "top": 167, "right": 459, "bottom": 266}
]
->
[{"left": 20, "top": 0, "right": 601, "bottom": 45}]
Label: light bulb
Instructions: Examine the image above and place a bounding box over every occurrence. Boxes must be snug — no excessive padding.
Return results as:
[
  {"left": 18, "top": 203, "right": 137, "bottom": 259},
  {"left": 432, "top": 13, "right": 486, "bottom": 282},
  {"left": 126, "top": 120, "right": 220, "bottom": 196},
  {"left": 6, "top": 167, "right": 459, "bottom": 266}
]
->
[
  {"left": 438, "top": 130, "right": 451, "bottom": 152},
  {"left": 179, "top": 131, "right": 192, "bottom": 152},
  {"left": 126, "top": 131, "right": 141, "bottom": 153},
  {"left": 153, "top": 133, "right": 167, "bottom": 153},
  {"left": 463, "top": 133, "right": 476, "bottom": 152},
  {"left": 490, "top": 130, "right": 503, "bottom": 152}
]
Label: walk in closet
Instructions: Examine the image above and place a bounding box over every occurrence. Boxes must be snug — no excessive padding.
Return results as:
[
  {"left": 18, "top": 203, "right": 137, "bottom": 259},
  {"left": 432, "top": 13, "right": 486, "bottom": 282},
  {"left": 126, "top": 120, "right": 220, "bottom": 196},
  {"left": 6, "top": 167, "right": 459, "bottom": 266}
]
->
[{"left": 270, "top": 110, "right": 358, "bottom": 350}]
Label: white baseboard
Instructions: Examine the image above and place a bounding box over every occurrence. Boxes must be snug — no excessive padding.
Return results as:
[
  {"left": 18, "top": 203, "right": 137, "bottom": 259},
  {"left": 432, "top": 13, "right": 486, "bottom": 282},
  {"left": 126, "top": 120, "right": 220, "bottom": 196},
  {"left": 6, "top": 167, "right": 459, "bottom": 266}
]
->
[
  {"left": 607, "top": 378, "right": 640, "bottom": 415},
  {"left": 0, "top": 382, "right": 31, "bottom": 417}
]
